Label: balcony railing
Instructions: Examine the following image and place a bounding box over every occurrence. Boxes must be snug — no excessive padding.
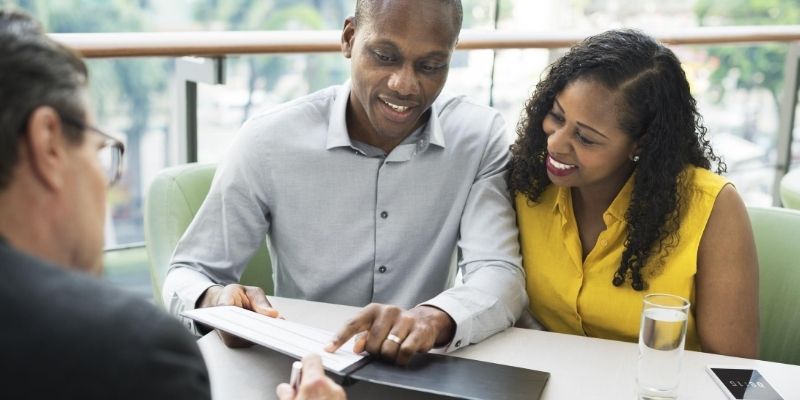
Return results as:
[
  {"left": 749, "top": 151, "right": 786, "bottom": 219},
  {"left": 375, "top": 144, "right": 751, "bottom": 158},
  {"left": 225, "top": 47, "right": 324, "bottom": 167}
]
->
[{"left": 52, "top": 26, "right": 800, "bottom": 58}]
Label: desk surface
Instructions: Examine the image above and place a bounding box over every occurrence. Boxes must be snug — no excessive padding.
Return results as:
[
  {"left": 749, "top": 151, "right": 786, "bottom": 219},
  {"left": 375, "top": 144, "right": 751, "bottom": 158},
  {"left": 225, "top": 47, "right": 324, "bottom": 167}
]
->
[{"left": 197, "top": 297, "right": 800, "bottom": 399}]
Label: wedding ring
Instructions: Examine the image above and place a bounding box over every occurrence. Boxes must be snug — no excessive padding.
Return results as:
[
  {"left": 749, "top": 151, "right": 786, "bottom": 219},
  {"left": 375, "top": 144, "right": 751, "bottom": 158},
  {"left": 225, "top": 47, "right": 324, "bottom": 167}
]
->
[{"left": 386, "top": 333, "right": 403, "bottom": 345}]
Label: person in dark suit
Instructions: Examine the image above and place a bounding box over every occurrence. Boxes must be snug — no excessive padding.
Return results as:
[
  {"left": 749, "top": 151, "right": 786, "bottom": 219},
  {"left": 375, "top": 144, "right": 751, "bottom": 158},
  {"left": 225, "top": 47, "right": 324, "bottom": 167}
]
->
[
  {"left": 0, "top": 9, "right": 211, "bottom": 399},
  {"left": 0, "top": 239, "right": 212, "bottom": 399}
]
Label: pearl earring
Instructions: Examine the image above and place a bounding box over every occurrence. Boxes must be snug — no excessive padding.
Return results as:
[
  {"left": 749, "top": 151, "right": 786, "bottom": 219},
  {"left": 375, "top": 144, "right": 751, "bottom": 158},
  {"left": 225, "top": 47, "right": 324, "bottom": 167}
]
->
[{"left": 631, "top": 155, "right": 640, "bottom": 163}]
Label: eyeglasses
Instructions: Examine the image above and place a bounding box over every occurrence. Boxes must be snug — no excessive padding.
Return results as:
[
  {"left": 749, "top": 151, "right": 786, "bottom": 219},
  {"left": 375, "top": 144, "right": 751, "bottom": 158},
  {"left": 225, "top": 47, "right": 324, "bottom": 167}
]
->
[{"left": 59, "top": 114, "right": 126, "bottom": 186}]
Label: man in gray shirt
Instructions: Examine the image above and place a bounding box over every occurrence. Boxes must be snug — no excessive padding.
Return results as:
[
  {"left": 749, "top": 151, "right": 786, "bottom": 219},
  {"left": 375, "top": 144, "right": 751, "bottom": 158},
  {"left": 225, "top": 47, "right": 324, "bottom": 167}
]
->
[{"left": 164, "top": 0, "right": 527, "bottom": 365}]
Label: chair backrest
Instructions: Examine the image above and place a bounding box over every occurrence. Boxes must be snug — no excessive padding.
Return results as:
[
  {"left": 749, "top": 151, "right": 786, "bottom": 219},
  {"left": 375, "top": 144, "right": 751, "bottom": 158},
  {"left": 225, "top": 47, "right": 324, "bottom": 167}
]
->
[
  {"left": 747, "top": 206, "right": 800, "bottom": 365},
  {"left": 144, "top": 163, "right": 273, "bottom": 307},
  {"left": 780, "top": 169, "right": 800, "bottom": 210}
]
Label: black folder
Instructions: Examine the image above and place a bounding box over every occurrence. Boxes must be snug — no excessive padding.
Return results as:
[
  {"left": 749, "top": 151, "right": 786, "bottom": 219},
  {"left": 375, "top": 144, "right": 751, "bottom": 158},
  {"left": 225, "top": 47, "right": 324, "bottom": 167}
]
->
[{"left": 337, "top": 353, "right": 550, "bottom": 400}]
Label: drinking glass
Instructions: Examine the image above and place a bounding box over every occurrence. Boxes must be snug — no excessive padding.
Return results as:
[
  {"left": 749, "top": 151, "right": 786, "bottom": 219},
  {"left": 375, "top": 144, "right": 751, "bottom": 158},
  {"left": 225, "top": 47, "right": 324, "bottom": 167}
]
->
[{"left": 636, "top": 293, "right": 690, "bottom": 400}]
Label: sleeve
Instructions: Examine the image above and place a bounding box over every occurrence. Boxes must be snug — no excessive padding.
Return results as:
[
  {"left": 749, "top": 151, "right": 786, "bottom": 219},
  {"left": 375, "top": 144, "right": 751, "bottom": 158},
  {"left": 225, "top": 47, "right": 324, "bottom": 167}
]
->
[
  {"left": 124, "top": 315, "right": 212, "bottom": 400},
  {"left": 421, "top": 110, "right": 528, "bottom": 352},
  {"left": 162, "top": 118, "right": 273, "bottom": 330}
]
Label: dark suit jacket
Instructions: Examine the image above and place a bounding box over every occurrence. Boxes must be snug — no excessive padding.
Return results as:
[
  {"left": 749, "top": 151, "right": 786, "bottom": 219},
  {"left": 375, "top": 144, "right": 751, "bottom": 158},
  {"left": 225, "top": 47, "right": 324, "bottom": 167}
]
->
[{"left": 0, "top": 238, "right": 211, "bottom": 399}]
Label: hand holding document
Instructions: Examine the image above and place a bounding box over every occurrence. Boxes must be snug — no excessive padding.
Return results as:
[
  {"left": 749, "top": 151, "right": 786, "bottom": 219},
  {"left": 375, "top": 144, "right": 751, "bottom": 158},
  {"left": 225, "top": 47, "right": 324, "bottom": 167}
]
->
[
  {"left": 196, "top": 284, "right": 279, "bottom": 348},
  {"left": 182, "top": 306, "right": 368, "bottom": 373}
]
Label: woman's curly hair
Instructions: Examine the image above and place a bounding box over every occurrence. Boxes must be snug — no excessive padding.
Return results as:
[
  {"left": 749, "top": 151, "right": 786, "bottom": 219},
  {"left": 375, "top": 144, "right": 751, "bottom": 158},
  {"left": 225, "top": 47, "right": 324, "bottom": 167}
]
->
[{"left": 508, "top": 29, "right": 725, "bottom": 291}]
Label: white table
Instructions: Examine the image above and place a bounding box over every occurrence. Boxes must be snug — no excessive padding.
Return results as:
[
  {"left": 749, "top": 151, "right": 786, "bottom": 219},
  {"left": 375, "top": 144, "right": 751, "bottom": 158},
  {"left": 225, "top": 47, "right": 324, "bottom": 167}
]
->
[{"left": 197, "top": 297, "right": 800, "bottom": 399}]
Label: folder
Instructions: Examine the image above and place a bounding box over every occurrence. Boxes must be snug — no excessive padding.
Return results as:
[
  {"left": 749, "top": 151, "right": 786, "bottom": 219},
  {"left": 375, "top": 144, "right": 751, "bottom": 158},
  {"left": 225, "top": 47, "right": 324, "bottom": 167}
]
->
[{"left": 346, "top": 352, "right": 549, "bottom": 399}]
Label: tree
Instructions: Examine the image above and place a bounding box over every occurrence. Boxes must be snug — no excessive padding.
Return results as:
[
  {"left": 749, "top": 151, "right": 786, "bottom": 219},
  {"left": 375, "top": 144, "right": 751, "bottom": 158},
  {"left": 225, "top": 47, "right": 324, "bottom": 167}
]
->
[
  {"left": 10, "top": 0, "right": 169, "bottom": 243},
  {"left": 695, "top": 0, "right": 800, "bottom": 116},
  {"left": 462, "top": 0, "right": 514, "bottom": 29},
  {"left": 192, "top": 0, "right": 345, "bottom": 122}
]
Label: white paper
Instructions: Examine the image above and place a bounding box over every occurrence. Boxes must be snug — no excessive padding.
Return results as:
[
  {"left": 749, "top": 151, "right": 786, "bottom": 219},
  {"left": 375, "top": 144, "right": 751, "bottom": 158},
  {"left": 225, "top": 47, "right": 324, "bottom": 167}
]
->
[{"left": 182, "top": 306, "right": 365, "bottom": 372}]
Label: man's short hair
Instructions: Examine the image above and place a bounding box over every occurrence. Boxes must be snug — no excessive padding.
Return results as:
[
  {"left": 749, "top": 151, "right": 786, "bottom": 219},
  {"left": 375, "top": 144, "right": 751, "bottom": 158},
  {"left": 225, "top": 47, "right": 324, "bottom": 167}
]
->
[
  {"left": 0, "top": 9, "right": 88, "bottom": 190},
  {"left": 354, "top": 0, "right": 463, "bottom": 33}
]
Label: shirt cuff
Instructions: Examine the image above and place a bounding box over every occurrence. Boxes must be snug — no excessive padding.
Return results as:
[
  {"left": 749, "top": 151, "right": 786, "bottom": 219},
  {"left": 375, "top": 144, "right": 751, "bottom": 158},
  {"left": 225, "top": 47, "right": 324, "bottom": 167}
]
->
[
  {"left": 419, "top": 294, "right": 474, "bottom": 353},
  {"left": 162, "top": 267, "right": 221, "bottom": 335}
]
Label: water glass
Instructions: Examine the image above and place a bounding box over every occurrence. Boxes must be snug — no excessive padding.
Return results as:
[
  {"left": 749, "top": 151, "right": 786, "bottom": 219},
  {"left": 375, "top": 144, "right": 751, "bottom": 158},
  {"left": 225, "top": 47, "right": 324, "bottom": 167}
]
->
[{"left": 636, "top": 293, "right": 690, "bottom": 400}]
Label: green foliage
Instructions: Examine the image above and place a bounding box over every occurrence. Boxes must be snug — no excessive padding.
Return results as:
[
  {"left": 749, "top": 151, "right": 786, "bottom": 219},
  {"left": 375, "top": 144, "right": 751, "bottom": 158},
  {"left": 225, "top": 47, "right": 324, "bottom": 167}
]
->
[
  {"left": 8, "top": 0, "right": 146, "bottom": 32},
  {"left": 192, "top": 0, "right": 330, "bottom": 30},
  {"left": 462, "top": 0, "right": 514, "bottom": 28},
  {"left": 192, "top": 0, "right": 345, "bottom": 120},
  {"left": 695, "top": 0, "right": 800, "bottom": 104},
  {"left": 696, "top": 0, "right": 799, "bottom": 24},
  {"left": 6, "top": 0, "right": 169, "bottom": 206}
]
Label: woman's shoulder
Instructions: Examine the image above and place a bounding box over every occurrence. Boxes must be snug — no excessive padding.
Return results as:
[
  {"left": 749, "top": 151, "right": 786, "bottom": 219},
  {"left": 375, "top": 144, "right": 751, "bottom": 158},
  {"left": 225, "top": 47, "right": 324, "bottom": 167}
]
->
[
  {"left": 681, "top": 165, "right": 730, "bottom": 200},
  {"left": 678, "top": 165, "right": 742, "bottom": 228}
]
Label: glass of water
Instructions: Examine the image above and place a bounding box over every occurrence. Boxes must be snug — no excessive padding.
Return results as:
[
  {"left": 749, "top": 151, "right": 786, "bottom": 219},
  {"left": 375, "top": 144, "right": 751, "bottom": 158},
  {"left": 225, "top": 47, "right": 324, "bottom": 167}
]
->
[{"left": 636, "top": 293, "right": 690, "bottom": 400}]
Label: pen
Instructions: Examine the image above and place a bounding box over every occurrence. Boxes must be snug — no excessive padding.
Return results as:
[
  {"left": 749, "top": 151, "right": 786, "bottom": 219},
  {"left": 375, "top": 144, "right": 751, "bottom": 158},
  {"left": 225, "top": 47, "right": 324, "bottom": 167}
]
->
[{"left": 289, "top": 361, "right": 303, "bottom": 391}]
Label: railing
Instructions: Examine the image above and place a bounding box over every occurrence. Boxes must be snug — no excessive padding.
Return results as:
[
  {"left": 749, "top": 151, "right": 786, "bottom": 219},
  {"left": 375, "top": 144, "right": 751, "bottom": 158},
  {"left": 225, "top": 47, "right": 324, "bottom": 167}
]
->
[
  {"left": 52, "top": 26, "right": 800, "bottom": 58},
  {"left": 51, "top": 26, "right": 800, "bottom": 205}
]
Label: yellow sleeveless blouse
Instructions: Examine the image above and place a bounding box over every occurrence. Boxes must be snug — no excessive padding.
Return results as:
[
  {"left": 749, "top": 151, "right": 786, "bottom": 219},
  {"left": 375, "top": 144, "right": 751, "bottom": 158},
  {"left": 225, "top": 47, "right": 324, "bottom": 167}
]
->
[{"left": 516, "top": 166, "right": 729, "bottom": 350}]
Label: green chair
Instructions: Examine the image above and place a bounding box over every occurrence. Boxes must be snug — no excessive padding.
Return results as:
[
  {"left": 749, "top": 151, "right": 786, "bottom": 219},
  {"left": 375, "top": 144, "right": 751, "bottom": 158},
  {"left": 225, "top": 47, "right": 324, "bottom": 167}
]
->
[
  {"left": 780, "top": 169, "right": 800, "bottom": 210},
  {"left": 747, "top": 206, "right": 800, "bottom": 365},
  {"left": 144, "top": 163, "right": 273, "bottom": 307}
]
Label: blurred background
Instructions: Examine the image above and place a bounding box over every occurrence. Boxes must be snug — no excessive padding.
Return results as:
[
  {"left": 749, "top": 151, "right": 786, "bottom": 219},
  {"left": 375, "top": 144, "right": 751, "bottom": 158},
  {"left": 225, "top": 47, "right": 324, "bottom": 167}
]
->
[{"left": 4, "top": 0, "right": 798, "bottom": 297}]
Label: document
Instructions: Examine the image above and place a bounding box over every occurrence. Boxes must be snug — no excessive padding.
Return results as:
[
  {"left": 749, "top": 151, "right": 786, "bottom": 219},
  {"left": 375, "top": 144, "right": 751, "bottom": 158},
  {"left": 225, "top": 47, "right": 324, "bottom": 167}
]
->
[
  {"left": 182, "top": 306, "right": 368, "bottom": 373},
  {"left": 184, "top": 306, "right": 550, "bottom": 399}
]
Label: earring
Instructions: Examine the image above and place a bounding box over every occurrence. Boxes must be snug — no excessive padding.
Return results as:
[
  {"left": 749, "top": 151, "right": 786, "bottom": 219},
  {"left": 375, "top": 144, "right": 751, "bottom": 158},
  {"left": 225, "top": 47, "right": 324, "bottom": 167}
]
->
[{"left": 630, "top": 155, "right": 640, "bottom": 163}]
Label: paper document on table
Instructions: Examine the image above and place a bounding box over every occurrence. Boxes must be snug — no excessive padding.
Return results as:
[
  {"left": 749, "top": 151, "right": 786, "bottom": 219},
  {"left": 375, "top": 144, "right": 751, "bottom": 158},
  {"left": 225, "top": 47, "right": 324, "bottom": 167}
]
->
[{"left": 182, "top": 306, "right": 367, "bottom": 373}]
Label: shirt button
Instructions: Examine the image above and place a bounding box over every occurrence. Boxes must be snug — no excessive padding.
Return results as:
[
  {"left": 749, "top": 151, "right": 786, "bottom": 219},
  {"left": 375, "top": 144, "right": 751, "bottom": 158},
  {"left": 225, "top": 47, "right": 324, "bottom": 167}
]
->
[
  {"left": 378, "top": 265, "right": 387, "bottom": 273},
  {"left": 380, "top": 211, "right": 388, "bottom": 219},
  {"left": 455, "top": 340, "right": 462, "bottom": 348}
]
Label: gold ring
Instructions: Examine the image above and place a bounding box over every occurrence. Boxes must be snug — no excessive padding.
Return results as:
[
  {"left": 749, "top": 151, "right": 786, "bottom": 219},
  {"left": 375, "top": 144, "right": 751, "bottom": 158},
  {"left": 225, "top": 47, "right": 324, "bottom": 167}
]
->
[{"left": 386, "top": 333, "right": 403, "bottom": 345}]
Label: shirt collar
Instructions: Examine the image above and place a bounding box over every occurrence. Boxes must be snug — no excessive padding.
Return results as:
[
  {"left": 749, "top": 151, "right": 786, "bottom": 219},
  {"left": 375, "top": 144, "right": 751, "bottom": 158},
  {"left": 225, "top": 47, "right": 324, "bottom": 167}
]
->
[
  {"left": 605, "top": 173, "right": 635, "bottom": 222},
  {"left": 553, "top": 173, "right": 636, "bottom": 223},
  {"left": 426, "top": 100, "right": 446, "bottom": 148},
  {"left": 325, "top": 81, "right": 446, "bottom": 152},
  {"left": 553, "top": 184, "right": 570, "bottom": 215},
  {"left": 326, "top": 82, "right": 355, "bottom": 150}
]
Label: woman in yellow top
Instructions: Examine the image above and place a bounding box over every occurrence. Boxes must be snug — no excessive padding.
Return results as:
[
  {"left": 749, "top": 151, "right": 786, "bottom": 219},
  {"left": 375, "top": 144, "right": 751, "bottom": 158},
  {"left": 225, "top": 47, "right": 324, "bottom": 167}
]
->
[{"left": 507, "top": 29, "right": 759, "bottom": 357}]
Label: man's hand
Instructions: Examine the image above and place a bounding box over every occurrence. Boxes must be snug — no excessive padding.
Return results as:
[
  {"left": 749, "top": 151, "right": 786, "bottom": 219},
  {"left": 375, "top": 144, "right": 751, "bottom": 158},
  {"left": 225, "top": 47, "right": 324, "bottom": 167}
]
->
[
  {"left": 198, "top": 284, "right": 279, "bottom": 347},
  {"left": 324, "top": 303, "right": 456, "bottom": 365},
  {"left": 275, "top": 354, "right": 346, "bottom": 400}
]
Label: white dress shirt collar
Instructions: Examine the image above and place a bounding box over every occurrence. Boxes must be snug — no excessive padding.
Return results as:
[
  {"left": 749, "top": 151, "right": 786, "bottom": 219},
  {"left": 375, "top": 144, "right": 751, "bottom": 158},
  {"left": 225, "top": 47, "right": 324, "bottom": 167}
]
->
[{"left": 325, "top": 81, "right": 446, "bottom": 157}]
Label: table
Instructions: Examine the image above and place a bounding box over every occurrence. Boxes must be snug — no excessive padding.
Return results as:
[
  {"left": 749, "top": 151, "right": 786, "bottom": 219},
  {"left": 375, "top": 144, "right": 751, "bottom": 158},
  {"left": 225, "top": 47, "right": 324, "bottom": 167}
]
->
[{"left": 197, "top": 297, "right": 800, "bottom": 399}]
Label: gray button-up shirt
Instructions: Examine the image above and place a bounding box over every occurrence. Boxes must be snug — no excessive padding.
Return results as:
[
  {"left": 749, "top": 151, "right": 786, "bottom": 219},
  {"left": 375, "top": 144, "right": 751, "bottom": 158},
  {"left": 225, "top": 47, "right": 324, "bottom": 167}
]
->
[{"left": 163, "top": 83, "right": 527, "bottom": 352}]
